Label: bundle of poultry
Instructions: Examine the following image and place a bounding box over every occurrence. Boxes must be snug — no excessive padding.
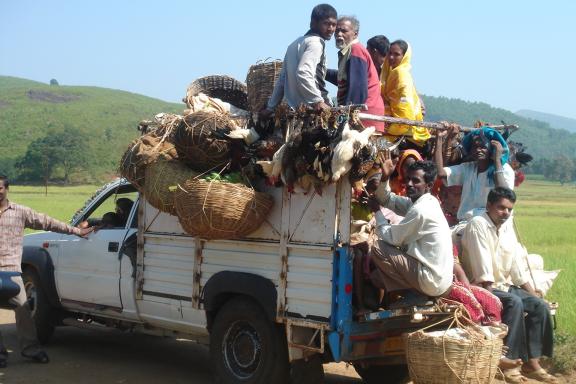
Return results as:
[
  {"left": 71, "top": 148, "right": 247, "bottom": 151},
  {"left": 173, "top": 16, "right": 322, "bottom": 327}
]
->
[{"left": 236, "top": 107, "right": 386, "bottom": 195}]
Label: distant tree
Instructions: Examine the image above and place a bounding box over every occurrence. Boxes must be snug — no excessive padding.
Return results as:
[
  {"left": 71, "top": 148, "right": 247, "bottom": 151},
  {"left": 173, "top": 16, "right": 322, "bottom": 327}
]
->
[
  {"left": 54, "top": 127, "right": 89, "bottom": 182},
  {"left": 50, "top": 78, "right": 59, "bottom": 86},
  {"left": 17, "top": 136, "right": 56, "bottom": 194},
  {"left": 546, "top": 156, "right": 575, "bottom": 185},
  {"left": 17, "top": 128, "right": 89, "bottom": 191}
]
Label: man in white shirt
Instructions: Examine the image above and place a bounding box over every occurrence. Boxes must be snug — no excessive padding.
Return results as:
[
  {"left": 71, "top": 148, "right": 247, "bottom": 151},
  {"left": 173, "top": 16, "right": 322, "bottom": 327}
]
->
[
  {"left": 367, "top": 160, "right": 454, "bottom": 298},
  {"left": 461, "top": 187, "right": 555, "bottom": 382}
]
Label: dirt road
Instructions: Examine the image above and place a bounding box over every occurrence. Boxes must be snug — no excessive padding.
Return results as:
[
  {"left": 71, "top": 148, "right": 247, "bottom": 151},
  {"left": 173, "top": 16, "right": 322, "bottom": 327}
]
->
[
  {"left": 1, "top": 310, "right": 567, "bottom": 384},
  {"left": 0, "top": 310, "right": 360, "bottom": 384}
]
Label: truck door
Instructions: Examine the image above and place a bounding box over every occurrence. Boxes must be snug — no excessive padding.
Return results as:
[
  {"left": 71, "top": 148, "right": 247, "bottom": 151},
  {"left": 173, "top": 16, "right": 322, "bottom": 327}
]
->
[{"left": 55, "top": 190, "right": 137, "bottom": 310}]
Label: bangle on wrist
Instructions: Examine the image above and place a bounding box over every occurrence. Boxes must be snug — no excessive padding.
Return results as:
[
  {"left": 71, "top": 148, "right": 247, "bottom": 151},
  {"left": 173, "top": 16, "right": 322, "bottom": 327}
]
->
[{"left": 494, "top": 169, "right": 505, "bottom": 174}]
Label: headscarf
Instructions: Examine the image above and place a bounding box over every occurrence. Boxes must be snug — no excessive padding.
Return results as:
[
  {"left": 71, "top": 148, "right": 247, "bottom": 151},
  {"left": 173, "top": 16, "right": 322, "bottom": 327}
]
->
[
  {"left": 461, "top": 127, "right": 509, "bottom": 180},
  {"left": 380, "top": 43, "right": 430, "bottom": 144},
  {"left": 397, "top": 149, "right": 423, "bottom": 181},
  {"left": 390, "top": 149, "right": 423, "bottom": 195}
]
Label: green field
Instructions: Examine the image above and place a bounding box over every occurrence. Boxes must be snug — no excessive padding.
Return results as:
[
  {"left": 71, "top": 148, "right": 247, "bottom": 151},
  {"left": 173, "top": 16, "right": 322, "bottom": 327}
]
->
[{"left": 8, "top": 179, "right": 576, "bottom": 334}]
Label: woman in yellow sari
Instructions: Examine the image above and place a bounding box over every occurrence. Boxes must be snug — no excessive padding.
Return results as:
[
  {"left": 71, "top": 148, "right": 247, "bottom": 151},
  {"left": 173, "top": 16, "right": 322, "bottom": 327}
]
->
[{"left": 381, "top": 40, "right": 430, "bottom": 146}]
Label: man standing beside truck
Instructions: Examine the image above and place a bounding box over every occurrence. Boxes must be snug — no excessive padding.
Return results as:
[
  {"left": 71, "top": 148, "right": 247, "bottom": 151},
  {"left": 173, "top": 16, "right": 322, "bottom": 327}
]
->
[
  {"left": 0, "top": 174, "right": 93, "bottom": 367},
  {"left": 261, "top": 3, "right": 337, "bottom": 115},
  {"left": 366, "top": 160, "right": 454, "bottom": 299}
]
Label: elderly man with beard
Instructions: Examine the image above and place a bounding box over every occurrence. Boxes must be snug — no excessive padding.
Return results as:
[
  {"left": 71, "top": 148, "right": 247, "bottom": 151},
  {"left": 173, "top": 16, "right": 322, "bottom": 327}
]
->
[
  {"left": 262, "top": 4, "right": 336, "bottom": 115},
  {"left": 326, "top": 16, "right": 385, "bottom": 132},
  {"left": 365, "top": 160, "right": 454, "bottom": 299},
  {"left": 461, "top": 187, "right": 556, "bottom": 383}
]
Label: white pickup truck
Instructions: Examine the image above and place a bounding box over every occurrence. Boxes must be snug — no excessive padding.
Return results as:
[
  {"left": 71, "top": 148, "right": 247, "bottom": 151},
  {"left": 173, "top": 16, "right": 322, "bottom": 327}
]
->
[{"left": 22, "top": 178, "right": 451, "bottom": 384}]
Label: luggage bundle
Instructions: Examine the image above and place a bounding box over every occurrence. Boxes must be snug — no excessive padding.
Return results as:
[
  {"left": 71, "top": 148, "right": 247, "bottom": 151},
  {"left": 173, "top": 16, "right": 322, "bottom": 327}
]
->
[{"left": 120, "top": 61, "right": 385, "bottom": 239}]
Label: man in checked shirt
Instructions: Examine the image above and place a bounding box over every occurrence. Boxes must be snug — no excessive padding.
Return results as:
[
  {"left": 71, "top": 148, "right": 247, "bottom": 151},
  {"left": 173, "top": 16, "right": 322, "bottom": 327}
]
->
[{"left": 0, "top": 174, "right": 93, "bottom": 367}]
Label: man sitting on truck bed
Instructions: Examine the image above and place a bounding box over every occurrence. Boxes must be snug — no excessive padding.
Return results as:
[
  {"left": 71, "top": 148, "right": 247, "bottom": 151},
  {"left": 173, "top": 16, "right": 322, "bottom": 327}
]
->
[{"left": 366, "top": 160, "right": 454, "bottom": 302}]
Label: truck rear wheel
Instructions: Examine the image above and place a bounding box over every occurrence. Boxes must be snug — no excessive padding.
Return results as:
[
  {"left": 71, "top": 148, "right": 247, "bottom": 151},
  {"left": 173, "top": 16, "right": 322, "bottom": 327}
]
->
[
  {"left": 210, "top": 297, "right": 289, "bottom": 384},
  {"left": 22, "top": 268, "right": 55, "bottom": 344},
  {"left": 353, "top": 364, "right": 409, "bottom": 384}
]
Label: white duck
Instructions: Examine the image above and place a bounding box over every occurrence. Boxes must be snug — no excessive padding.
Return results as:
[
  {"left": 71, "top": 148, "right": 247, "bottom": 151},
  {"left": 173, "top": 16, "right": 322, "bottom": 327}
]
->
[
  {"left": 331, "top": 123, "right": 376, "bottom": 182},
  {"left": 257, "top": 143, "right": 286, "bottom": 185}
]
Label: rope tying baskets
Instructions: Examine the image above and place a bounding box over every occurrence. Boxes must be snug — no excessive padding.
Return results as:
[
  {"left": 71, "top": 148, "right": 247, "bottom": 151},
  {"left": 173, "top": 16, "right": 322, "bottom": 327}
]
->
[
  {"left": 174, "top": 111, "right": 233, "bottom": 172},
  {"left": 405, "top": 308, "right": 505, "bottom": 384},
  {"left": 246, "top": 60, "right": 283, "bottom": 112},
  {"left": 174, "top": 179, "right": 274, "bottom": 240},
  {"left": 119, "top": 134, "right": 178, "bottom": 190},
  {"left": 184, "top": 75, "right": 248, "bottom": 110},
  {"left": 144, "top": 158, "right": 198, "bottom": 215}
]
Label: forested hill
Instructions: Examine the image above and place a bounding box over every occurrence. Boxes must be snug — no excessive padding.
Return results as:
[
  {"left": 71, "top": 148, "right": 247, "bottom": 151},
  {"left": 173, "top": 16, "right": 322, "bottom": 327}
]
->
[
  {"left": 1, "top": 75, "right": 575, "bottom": 183},
  {"left": 515, "top": 109, "right": 576, "bottom": 134},
  {"left": 422, "top": 95, "right": 576, "bottom": 161},
  {"left": 0, "top": 76, "right": 183, "bottom": 182}
]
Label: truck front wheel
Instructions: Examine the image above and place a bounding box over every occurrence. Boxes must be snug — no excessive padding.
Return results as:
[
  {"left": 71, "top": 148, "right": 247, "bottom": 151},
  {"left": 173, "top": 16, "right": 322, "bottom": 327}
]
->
[
  {"left": 22, "top": 268, "right": 55, "bottom": 344},
  {"left": 210, "top": 297, "right": 289, "bottom": 384}
]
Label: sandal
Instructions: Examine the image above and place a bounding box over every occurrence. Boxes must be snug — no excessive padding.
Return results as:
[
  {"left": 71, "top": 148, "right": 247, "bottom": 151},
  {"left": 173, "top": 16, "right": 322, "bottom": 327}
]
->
[
  {"left": 497, "top": 367, "right": 528, "bottom": 383},
  {"left": 522, "top": 368, "right": 559, "bottom": 383}
]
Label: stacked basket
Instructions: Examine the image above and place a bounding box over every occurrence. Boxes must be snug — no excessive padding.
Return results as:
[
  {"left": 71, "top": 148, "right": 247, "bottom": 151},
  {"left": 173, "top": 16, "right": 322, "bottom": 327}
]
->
[
  {"left": 246, "top": 60, "right": 283, "bottom": 112},
  {"left": 119, "top": 75, "right": 274, "bottom": 240}
]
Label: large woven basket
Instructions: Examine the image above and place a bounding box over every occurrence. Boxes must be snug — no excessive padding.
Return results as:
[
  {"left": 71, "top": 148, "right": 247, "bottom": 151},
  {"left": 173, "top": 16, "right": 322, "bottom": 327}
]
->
[
  {"left": 405, "top": 323, "right": 503, "bottom": 384},
  {"left": 174, "top": 111, "right": 233, "bottom": 172},
  {"left": 119, "top": 134, "right": 178, "bottom": 190},
  {"left": 246, "top": 60, "right": 283, "bottom": 112},
  {"left": 184, "top": 75, "right": 248, "bottom": 110},
  {"left": 174, "top": 179, "right": 273, "bottom": 240},
  {"left": 144, "top": 158, "right": 198, "bottom": 215}
]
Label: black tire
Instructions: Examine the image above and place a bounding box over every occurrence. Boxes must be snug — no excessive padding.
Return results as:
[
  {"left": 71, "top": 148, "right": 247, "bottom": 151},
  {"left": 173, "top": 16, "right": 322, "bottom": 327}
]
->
[
  {"left": 290, "top": 354, "right": 324, "bottom": 384},
  {"left": 22, "top": 268, "right": 55, "bottom": 344},
  {"left": 353, "top": 364, "right": 409, "bottom": 384},
  {"left": 210, "top": 297, "right": 289, "bottom": 384}
]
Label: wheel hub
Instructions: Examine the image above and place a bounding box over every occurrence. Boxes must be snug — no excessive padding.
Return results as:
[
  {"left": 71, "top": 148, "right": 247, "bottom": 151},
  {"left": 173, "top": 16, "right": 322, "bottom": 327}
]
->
[{"left": 223, "top": 321, "right": 262, "bottom": 378}]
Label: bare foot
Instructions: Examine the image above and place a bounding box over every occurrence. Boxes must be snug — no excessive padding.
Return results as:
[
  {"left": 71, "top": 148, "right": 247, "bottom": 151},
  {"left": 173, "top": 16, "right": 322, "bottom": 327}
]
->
[{"left": 499, "top": 357, "right": 523, "bottom": 370}]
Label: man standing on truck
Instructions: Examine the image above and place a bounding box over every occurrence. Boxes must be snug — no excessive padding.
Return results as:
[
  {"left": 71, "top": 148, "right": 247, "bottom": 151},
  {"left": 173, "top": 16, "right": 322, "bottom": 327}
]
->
[
  {"left": 0, "top": 175, "right": 93, "bottom": 367},
  {"left": 460, "top": 187, "right": 556, "bottom": 383},
  {"left": 366, "top": 160, "right": 454, "bottom": 299},
  {"left": 326, "top": 16, "right": 385, "bottom": 131},
  {"left": 260, "top": 3, "right": 337, "bottom": 116}
]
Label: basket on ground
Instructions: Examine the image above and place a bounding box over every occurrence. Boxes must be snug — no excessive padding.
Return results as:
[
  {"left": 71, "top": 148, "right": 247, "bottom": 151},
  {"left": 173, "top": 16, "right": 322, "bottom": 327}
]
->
[
  {"left": 174, "top": 179, "right": 273, "bottom": 240},
  {"left": 405, "top": 325, "right": 503, "bottom": 384},
  {"left": 174, "top": 111, "right": 234, "bottom": 172},
  {"left": 144, "top": 158, "right": 198, "bottom": 215},
  {"left": 246, "top": 60, "right": 283, "bottom": 112},
  {"left": 119, "top": 134, "right": 178, "bottom": 190},
  {"left": 184, "top": 75, "right": 248, "bottom": 110}
]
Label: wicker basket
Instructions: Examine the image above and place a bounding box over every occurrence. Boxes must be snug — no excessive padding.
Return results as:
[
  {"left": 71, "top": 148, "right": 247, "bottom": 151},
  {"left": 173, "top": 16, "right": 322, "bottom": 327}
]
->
[
  {"left": 405, "top": 323, "right": 503, "bottom": 384},
  {"left": 119, "top": 134, "right": 178, "bottom": 190},
  {"left": 174, "top": 179, "right": 273, "bottom": 240},
  {"left": 174, "top": 111, "right": 233, "bottom": 172},
  {"left": 184, "top": 75, "right": 248, "bottom": 110},
  {"left": 144, "top": 158, "right": 198, "bottom": 215},
  {"left": 246, "top": 60, "right": 283, "bottom": 112}
]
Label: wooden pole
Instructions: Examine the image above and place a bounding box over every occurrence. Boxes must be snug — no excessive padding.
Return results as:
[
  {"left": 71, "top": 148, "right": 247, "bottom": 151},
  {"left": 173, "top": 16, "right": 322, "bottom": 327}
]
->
[{"left": 357, "top": 112, "right": 519, "bottom": 133}]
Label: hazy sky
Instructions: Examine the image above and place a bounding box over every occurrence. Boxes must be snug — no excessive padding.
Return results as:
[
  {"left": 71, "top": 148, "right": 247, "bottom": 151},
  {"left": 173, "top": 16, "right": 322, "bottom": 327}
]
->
[{"left": 2, "top": 0, "right": 575, "bottom": 119}]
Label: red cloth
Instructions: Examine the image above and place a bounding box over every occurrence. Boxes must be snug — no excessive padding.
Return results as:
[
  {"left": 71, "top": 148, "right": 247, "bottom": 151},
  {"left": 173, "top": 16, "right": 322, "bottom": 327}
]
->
[
  {"left": 514, "top": 170, "right": 525, "bottom": 187},
  {"left": 448, "top": 281, "right": 502, "bottom": 324}
]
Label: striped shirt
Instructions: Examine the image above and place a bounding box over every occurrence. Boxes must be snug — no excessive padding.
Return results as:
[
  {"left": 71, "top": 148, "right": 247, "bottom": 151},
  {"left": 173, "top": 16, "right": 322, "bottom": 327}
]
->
[{"left": 0, "top": 201, "right": 81, "bottom": 272}]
